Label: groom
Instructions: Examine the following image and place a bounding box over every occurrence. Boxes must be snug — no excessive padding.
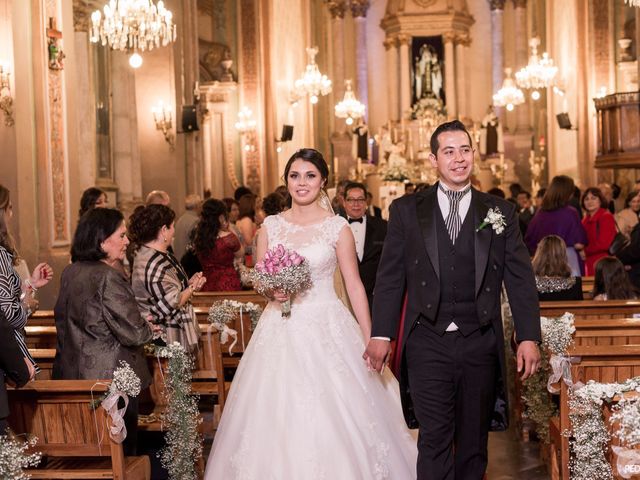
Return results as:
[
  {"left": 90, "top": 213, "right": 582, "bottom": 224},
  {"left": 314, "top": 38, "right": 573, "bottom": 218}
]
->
[{"left": 365, "top": 120, "right": 541, "bottom": 480}]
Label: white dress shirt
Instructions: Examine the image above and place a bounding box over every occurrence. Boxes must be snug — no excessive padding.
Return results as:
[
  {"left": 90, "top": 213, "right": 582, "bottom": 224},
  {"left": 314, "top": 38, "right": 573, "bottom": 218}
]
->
[
  {"left": 348, "top": 216, "right": 366, "bottom": 262},
  {"left": 437, "top": 182, "right": 472, "bottom": 332}
]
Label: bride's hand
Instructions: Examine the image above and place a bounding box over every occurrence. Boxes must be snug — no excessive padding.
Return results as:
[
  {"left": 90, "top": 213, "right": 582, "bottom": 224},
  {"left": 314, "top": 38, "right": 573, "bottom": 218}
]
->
[{"left": 272, "top": 290, "right": 289, "bottom": 303}]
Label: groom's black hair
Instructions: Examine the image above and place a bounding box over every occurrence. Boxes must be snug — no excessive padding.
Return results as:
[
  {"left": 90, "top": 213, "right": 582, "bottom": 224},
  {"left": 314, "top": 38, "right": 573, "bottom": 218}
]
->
[
  {"left": 283, "top": 148, "right": 329, "bottom": 186},
  {"left": 430, "top": 120, "right": 472, "bottom": 155}
]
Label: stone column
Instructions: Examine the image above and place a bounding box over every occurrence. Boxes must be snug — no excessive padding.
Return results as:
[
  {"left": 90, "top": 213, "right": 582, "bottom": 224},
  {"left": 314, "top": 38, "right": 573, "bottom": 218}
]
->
[
  {"left": 327, "top": 1, "right": 347, "bottom": 113},
  {"left": 455, "top": 33, "right": 470, "bottom": 120},
  {"left": 513, "top": 0, "right": 530, "bottom": 131},
  {"left": 384, "top": 36, "right": 399, "bottom": 121},
  {"left": 351, "top": 0, "right": 369, "bottom": 122},
  {"left": 443, "top": 31, "right": 457, "bottom": 119},
  {"left": 398, "top": 34, "right": 412, "bottom": 118},
  {"left": 489, "top": 0, "right": 506, "bottom": 102}
]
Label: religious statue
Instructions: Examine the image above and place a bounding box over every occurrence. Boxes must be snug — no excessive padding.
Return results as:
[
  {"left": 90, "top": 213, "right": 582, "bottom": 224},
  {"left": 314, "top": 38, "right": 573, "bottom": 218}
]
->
[
  {"left": 413, "top": 44, "right": 443, "bottom": 102},
  {"left": 479, "top": 106, "right": 504, "bottom": 156}
]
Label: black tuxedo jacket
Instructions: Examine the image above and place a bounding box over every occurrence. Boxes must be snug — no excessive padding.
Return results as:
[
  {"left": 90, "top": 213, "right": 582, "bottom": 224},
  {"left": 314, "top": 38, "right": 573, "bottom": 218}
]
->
[
  {"left": 356, "top": 215, "right": 388, "bottom": 305},
  {"left": 372, "top": 184, "right": 541, "bottom": 429}
]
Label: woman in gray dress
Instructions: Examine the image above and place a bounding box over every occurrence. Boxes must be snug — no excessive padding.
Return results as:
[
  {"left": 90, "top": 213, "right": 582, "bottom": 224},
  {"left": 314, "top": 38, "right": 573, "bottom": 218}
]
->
[{"left": 53, "top": 208, "right": 153, "bottom": 454}]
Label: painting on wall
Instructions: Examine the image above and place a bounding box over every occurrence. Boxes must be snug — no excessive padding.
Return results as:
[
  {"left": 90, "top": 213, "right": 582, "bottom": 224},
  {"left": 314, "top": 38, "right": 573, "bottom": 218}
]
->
[{"left": 411, "top": 36, "right": 445, "bottom": 107}]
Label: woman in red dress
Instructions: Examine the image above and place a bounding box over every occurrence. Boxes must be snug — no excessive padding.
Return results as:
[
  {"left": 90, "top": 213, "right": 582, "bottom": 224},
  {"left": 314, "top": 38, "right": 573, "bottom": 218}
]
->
[
  {"left": 194, "top": 199, "right": 244, "bottom": 291},
  {"left": 581, "top": 187, "right": 617, "bottom": 276}
]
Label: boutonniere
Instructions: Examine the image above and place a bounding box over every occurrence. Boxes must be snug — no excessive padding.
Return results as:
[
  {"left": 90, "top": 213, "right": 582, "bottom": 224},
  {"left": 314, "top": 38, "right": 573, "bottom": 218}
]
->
[{"left": 476, "top": 207, "right": 506, "bottom": 235}]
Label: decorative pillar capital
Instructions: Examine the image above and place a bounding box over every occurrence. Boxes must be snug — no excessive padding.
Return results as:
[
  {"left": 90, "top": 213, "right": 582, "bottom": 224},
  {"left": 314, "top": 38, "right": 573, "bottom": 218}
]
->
[
  {"left": 512, "top": 0, "right": 527, "bottom": 8},
  {"left": 383, "top": 37, "right": 397, "bottom": 50},
  {"left": 488, "top": 0, "right": 506, "bottom": 10},
  {"left": 325, "top": 0, "right": 347, "bottom": 19},
  {"left": 73, "top": 0, "right": 102, "bottom": 32},
  {"left": 350, "top": 0, "right": 370, "bottom": 18},
  {"left": 442, "top": 31, "right": 456, "bottom": 44},
  {"left": 397, "top": 34, "right": 411, "bottom": 46},
  {"left": 455, "top": 32, "right": 471, "bottom": 47}
]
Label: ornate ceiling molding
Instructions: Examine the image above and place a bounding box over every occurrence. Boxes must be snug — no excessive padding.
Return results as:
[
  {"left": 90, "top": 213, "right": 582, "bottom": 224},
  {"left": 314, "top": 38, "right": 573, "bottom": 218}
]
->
[
  {"left": 351, "top": 0, "right": 370, "bottom": 18},
  {"left": 72, "top": 0, "right": 103, "bottom": 32},
  {"left": 325, "top": 1, "right": 347, "bottom": 19},
  {"left": 412, "top": 0, "right": 437, "bottom": 7},
  {"left": 488, "top": 0, "right": 506, "bottom": 10}
]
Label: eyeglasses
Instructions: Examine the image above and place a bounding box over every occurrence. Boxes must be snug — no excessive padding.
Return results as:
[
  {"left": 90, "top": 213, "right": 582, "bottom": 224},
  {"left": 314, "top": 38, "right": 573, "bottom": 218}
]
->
[{"left": 345, "top": 198, "right": 366, "bottom": 205}]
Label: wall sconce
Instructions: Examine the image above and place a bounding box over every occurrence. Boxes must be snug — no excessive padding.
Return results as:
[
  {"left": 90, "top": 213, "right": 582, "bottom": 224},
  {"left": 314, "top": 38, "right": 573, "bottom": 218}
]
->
[
  {"left": 235, "top": 106, "right": 257, "bottom": 152},
  {"left": 0, "top": 63, "right": 14, "bottom": 127},
  {"left": 152, "top": 101, "right": 175, "bottom": 149}
]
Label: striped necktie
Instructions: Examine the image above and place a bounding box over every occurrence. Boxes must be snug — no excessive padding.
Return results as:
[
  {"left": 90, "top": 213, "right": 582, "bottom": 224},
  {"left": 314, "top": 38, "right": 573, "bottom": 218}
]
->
[{"left": 440, "top": 184, "right": 471, "bottom": 244}]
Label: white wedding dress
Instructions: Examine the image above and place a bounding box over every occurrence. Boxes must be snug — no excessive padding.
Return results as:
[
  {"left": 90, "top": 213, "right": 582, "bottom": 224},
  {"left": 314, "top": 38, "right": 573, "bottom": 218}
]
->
[{"left": 204, "top": 214, "right": 417, "bottom": 480}]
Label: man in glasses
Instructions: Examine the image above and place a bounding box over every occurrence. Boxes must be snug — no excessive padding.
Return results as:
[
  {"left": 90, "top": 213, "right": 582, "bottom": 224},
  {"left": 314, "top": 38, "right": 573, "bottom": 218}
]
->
[{"left": 343, "top": 182, "right": 387, "bottom": 309}]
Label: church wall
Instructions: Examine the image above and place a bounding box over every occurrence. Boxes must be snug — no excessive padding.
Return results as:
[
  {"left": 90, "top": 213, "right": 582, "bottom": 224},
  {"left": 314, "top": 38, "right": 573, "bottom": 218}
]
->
[
  {"left": 366, "top": 0, "right": 388, "bottom": 132},
  {"left": 466, "top": 0, "right": 494, "bottom": 123}
]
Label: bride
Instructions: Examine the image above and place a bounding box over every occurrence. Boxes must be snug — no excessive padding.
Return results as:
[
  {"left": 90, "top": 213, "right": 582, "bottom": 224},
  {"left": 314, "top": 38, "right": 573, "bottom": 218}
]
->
[{"left": 204, "top": 148, "right": 417, "bottom": 479}]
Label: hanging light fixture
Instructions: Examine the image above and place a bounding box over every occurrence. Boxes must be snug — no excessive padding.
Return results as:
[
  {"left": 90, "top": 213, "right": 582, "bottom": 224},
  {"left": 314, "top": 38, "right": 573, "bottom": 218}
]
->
[
  {"left": 515, "top": 37, "right": 558, "bottom": 100},
  {"left": 625, "top": 0, "right": 640, "bottom": 7},
  {"left": 493, "top": 68, "right": 525, "bottom": 112},
  {"left": 293, "top": 47, "right": 332, "bottom": 104},
  {"left": 334, "top": 80, "right": 365, "bottom": 125},
  {"left": 90, "top": 0, "right": 177, "bottom": 69}
]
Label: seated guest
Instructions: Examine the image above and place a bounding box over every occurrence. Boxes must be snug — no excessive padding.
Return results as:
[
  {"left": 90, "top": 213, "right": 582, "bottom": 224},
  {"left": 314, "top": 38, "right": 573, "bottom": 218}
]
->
[
  {"left": 194, "top": 199, "right": 243, "bottom": 291},
  {"left": 618, "top": 222, "right": 640, "bottom": 289},
  {"left": 53, "top": 208, "right": 154, "bottom": 455},
  {"left": 0, "top": 310, "right": 32, "bottom": 434},
  {"left": 365, "top": 191, "right": 382, "bottom": 218},
  {"left": 173, "top": 194, "right": 202, "bottom": 261},
  {"left": 532, "top": 235, "right": 583, "bottom": 301},
  {"left": 581, "top": 187, "right": 617, "bottom": 276},
  {"left": 343, "top": 182, "right": 388, "bottom": 308},
  {"left": 592, "top": 256, "right": 639, "bottom": 300},
  {"left": 0, "top": 185, "right": 53, "bottom": 376},
  {"left": 487, "top": 187, "right": 506, "bottom": 198},
  {"left": 146, "top": 190, "right": 171, "bottom": 206},
  {"left": 525, "top": 175, "right": 587, "bottom": 276},
  {"left": 78, "top": 187, "right": 108, "bottom": 218},
  {"left": 616, "top": 190, "right": 640, "bottom": 240},
  {"left": 129, "top": 205, "right": 205, "bottom": 353}
]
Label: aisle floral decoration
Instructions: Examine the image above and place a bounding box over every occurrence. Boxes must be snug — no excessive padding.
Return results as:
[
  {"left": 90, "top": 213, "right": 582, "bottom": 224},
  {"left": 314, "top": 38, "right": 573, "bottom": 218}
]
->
[
  {"left": 208, "top": 299, "right": 263, "bottom": 354},
  {"left": 0, "top": 435, "right": 41, "bottom": 480},
  {"left": 154, "top": 342, "right": 203, "bottom": 480},
  {"left": 378, "top": 164, "right": 412, "bottom": 182},
  {"left": 521, "top": 312, "right": 575, "bottom": 443},
  {"left": 90, "top": 360, "right": 141, "bottom": 443},
  {"left": 610, "top": 393, "right": 640, "bottom": 478}
]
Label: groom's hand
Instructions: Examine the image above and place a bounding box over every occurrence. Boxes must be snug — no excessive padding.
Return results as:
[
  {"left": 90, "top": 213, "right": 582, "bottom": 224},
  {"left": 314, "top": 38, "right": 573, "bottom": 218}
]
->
[
  {"left": 517, "top": 340, "right": 541, "bottom": 380},
  {"left": 364, "top": 339, "right": 392, "bottom": 373}
]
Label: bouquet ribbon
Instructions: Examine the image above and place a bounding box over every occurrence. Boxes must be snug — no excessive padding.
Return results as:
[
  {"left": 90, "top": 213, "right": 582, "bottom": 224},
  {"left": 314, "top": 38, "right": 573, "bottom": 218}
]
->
[
  {"left": 101, "top": 390, "right": 129, "bottom": 444},
  {"left": 208, "top": 322, "right": 238, "bottom": 355},
  {"left": 612, "top": 446, "right": 640, "bottom": 478},
  {"left": 547, "top": 355, "right": 575, "bottom": 394}
]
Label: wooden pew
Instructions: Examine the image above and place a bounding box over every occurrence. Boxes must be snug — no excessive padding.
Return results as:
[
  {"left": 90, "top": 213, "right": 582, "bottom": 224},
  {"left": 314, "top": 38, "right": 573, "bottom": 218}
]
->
[
  {"left": 8, "top": 380, "right": 150, "bottom": 479},
  {"left": 540, "top": 300, "right": 640, "bottom": 321},
  {"left": 192, "top": 290, "right": 267, "bottom": 309},
  {"left": 195, "top": 306, "right": 255, "bottom": 368},
  {"left": 549, "top": 343, "right": 640, "bottom": 480},
  {"left": 28, "top": 310, "right": 55, "bottom": 327}
]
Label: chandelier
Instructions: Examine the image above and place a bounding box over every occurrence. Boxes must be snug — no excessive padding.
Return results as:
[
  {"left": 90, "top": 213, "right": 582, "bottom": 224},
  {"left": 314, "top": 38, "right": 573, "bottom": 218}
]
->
[
  {"left": 293, "top": 47, "right": 332, "bottom": 104},
  {"left": 515, "top": 37, "right": 557, "bottom": 99},
  {"left": 625, "top": 0, "right": 640, "bottom": 6},
  {"left": 335, "top": 80, "right": 365, "bottom": 125},
  {"left": 90, "top": 0, "right": 177, "bottom": 69},
  {"left": 493, "top": 68, "right": 525, "bottom": 111}
]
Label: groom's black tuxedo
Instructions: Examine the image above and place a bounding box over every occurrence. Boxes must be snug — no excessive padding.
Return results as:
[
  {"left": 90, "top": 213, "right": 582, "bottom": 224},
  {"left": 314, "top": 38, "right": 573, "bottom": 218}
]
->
[{"left": 372, "top": 184, "right": 541, "bottom": 479}]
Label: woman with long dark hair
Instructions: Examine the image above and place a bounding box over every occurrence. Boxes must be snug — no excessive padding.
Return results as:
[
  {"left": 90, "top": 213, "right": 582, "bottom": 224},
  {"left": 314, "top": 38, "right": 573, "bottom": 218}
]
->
[
  {"left": 78, "top": 187, "right": 107, "bottom": 218},
  {"left": 532, "top": 235, "right": 583, "bottom": 301},
  {"left": 592, "top": 256, "right": 638, "bottom": 300},
  {"left": 129, "top": 204, "right": 205, "bottom": 352},
  {"left": 194, "top": 199, "right": 244, "bottom": 291}
]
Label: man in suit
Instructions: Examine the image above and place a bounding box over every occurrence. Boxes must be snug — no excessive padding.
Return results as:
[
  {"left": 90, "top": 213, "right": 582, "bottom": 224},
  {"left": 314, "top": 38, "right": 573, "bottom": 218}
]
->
[
  {"left": 366, "top": 191, "right": 382, "bottom": 219},
  {"left": 343, "top": 182, "right": 387, "bottom": 308},
  {"left": 364, "top": 120, "right": 541, "bottom": 480}
]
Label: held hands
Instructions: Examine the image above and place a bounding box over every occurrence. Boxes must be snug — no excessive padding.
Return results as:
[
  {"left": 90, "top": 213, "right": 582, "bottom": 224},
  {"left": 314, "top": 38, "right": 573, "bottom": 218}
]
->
[
  {"left": 363, "top": 338, "right": 392, "bottom": 373},
  {"left": 29, "top": 263, "right": 53, "bottom": 289},
  {"left": 188, "top": 272, "right": 207, "bottom": 292},
  {"left": 517, "top": 340, "right": 541, "bottom": 380}
]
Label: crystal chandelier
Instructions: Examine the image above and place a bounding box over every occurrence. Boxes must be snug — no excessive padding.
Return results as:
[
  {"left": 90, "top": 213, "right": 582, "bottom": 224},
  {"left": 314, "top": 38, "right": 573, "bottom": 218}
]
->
[
  {"left": 493, "top": 68, "right": 525, "bottom": 111},
  {"left": 334, "top": 80, "right": 365, "bottom": 125},
  {"left": 515, "top": 37, "right": 557, "bottom": 99},
  {"left": 293, "top": 47, "right": 332, "bottom": 104},
  {"left": 625, "top": 0, "right": 640, "bottom": 7},
  {"left": 90, "top": 0, "right": 177, "bottom": 69}
]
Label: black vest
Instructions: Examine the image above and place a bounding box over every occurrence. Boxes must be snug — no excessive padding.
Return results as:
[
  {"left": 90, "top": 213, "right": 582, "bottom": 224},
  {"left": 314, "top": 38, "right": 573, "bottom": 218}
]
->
[{"left": 430, "top": 205, "right": 480, "bottom": 335}]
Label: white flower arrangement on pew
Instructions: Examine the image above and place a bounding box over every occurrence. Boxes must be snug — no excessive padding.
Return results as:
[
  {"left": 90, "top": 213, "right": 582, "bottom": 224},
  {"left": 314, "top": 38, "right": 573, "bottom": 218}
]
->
[
  {"left": 208, "top": 300, "right": 263, "bottom": 353},
  {"left": 0, "top": 435, "right": 41, "bottom": 480},
  {"left": 153, "top": 342, "right": 203, "bottom": 480},
  {"left": 568, "top": 377, "right": 640, "bottom": 480},
  {"left": 521, "top": 313, "right": 575, "bottom": 444},
  {"left": 610, "top": 394, "right": 640, "bottom": 479}
]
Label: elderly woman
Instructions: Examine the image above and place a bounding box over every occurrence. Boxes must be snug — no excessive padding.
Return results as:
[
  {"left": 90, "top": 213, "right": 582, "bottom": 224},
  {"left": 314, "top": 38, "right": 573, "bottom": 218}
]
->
[
  {"left": 129, "top": 204, "right": 205, "bottom": 353},
  {"left": 53, "top": 208, "right": 153, "bottom": 455},
  {"left": 0, "top": 184, "right": 52, "bottom": 378}
]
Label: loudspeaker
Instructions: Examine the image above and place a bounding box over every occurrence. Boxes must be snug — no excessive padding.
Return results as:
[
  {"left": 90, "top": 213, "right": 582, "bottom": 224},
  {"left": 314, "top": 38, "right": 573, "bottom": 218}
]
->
[
  {"left": 556, "top": 112, "right": 572, "bottom": 130},
  {"left": 281, "top": 125, "right": 294, "bottom": 142},
  {"left": 181, "top": 105, "right": 199, "bottom": 132}
]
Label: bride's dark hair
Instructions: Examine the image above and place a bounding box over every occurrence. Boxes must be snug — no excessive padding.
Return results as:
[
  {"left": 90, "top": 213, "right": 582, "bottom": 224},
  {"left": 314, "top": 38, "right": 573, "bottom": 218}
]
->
[{"left": 283, "top": 148, "right": 329, "bottom": 186}]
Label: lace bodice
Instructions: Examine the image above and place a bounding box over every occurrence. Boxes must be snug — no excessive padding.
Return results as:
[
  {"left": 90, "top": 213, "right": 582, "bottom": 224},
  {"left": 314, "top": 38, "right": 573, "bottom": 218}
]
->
[{"left": 262, "top": 214, "right": 347, "bottom": 302}]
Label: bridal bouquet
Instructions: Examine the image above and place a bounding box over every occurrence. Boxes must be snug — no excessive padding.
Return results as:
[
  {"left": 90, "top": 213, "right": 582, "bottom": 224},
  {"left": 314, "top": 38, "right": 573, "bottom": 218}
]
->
[{"left": 252, "top": 244, "right": 312, "bottom": 318}]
